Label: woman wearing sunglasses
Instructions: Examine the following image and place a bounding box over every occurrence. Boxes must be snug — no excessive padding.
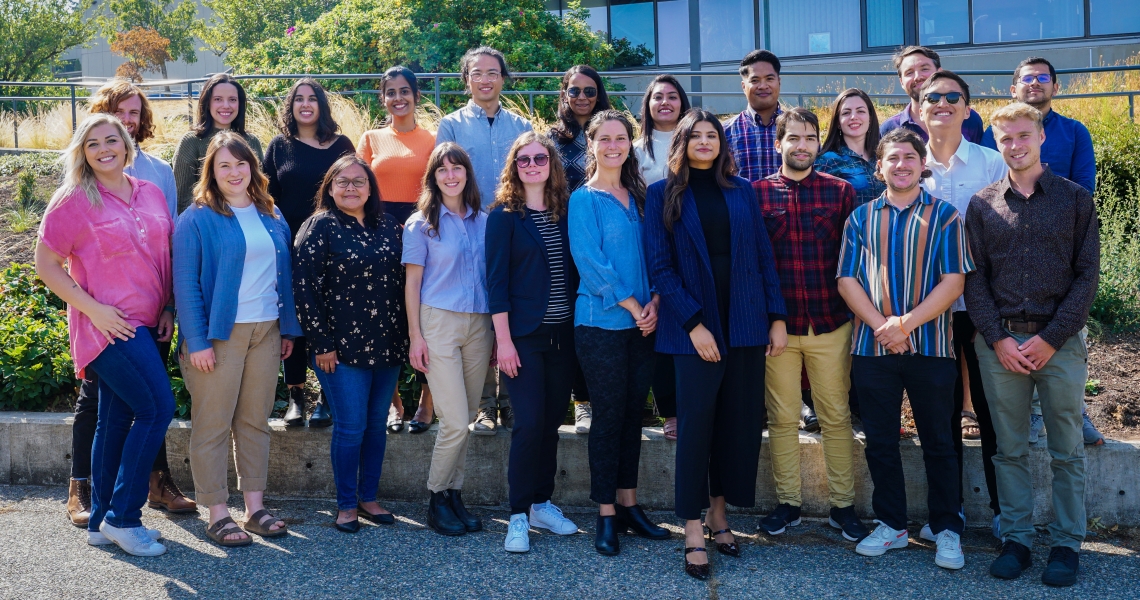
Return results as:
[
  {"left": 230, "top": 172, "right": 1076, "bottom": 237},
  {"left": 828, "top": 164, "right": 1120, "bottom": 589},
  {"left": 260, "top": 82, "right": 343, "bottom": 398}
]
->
[{"left": 487, "top": 132, "right": 581, "bottom": 553}]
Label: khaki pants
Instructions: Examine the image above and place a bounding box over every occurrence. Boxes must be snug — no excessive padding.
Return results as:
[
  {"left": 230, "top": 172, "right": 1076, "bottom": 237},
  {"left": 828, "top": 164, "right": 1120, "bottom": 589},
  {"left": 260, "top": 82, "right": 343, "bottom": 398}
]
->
[
  {"left": 181, "top": 321, "right": 280, "bottom": 507},
  {"left": 421, "top": 306, "right": 494, "bottom": 493},
  {"left": 764, "top": 323, "right": 855, "bottom": 508}
]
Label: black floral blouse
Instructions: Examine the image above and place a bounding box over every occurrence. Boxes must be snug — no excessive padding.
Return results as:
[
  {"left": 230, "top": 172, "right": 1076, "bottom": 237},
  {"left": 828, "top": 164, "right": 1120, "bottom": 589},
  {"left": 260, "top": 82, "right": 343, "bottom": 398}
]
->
[{"left": 292, "top": 208, "right": 409, "bottom": 369}]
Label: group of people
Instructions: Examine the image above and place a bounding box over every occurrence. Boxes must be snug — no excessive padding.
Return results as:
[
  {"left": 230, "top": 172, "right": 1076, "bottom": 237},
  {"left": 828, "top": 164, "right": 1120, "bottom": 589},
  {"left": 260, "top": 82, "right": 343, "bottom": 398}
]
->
[{"left": 35, "top": 43, "right": 1099, "bottom": 588}]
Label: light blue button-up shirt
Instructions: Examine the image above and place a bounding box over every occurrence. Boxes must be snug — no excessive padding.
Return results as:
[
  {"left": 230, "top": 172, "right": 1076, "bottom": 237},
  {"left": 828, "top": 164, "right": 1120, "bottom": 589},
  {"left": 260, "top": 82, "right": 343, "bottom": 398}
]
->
[
  {"left": 126, "top": 146, "right": 177, "bottom": 219},
  {"left": 402, "top": 204, "right": 489, "bottom": 314},
  {"left": 435, "top": 100, "right": 533, "bottom": 209}
]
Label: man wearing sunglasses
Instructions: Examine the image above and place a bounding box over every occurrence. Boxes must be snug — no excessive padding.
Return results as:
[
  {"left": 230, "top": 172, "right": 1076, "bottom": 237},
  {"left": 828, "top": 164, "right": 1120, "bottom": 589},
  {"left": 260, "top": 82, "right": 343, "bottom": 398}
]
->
[
  {"left": 918, "top": 70, "right": 1007, "bottom": 546},
  {"left": 880, "top": 46, "right": 985, "bottom": 145}
]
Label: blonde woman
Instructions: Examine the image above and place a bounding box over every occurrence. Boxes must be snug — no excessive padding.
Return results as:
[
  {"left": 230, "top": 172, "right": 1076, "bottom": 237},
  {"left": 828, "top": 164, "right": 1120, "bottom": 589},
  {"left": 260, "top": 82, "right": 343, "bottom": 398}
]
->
[{"left": 35, "top": 114, "right": 175, "bottom": 556}]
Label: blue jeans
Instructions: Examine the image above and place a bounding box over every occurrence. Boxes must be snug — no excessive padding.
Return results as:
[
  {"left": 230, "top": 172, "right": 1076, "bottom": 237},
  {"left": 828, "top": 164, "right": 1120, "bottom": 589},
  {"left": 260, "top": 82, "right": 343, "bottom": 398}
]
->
[
  {"left": 312, "top": 360, "right": 401, "bottom": 510},
  {"left": 86, "top": 328, "right": 175, "bottom": 531}
]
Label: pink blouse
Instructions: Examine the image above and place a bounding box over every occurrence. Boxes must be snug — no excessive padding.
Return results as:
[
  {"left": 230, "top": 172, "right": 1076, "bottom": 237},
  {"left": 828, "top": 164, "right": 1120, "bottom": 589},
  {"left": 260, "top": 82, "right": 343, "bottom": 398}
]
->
[{"left": 38, "top": 176, "right": 173, "bottom": 377}]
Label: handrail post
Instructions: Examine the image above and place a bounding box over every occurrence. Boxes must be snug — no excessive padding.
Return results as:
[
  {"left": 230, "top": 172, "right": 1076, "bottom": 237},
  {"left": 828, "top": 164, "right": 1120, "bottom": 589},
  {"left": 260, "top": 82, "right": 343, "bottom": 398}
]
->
[
  {"left": 12, "top": 100, "right": 18, "bottom": 149},
  {"left": 1131, "top": 93, "right": 1135, "bottom": 122},
  {"left": 71, "top": 85, "right": 77, "bottom": 132},
  {"left": 528, "top": 91, "right": 534, "bottom": 114},
  {"left": 434, "top": 76, "right": 441, "bottom": 108},
  {"left": 187, "top": 80, "right": 194, "bottom": 123}
]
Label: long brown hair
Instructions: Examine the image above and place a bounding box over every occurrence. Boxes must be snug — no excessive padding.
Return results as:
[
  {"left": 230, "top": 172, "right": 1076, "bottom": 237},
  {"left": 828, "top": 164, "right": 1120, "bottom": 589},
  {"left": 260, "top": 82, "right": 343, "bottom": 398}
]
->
[
  {"left": 193, "top": 131, "right": 276, "bottom": 217},
  {"left": 662, "top": 109, "right": 737, "bottom": 232},
  {"left": 279, "top": 77, "right": 340, "bottom": 144},
  {"left": 584, "top": 110, "right": 646, "bottom": 215},
  {"left": 492, "top": 132, "right": 569, "bottom": 220},
  {"left": 315, "top": 155, "right": 384, "bottom": 223},
  {"left": 416, "top": 142, "right": 480, "bottom": 238},
  {"left": 638, "top": 74, "right": 691, "bottom": 162},
  {"left": 193, "top": 73, "right": 250, "bottom": 137},
  {"left": 820, "top": 88, "right": 881, "bottom": 156},
  {"left": 88, "top": 79, "right": 155, "bottom": 144}
]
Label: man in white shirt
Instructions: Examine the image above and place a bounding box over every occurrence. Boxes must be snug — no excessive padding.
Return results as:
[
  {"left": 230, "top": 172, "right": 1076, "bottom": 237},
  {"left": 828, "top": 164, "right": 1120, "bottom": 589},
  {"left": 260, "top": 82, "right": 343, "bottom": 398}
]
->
[{"left": 919, "top": 70, "right": 1007, "bottom": 540}]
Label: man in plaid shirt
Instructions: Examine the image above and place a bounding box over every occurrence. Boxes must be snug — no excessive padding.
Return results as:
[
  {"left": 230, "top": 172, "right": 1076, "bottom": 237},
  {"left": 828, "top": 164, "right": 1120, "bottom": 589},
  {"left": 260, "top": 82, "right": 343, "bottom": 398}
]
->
[
  {"left": 753, "top": 108, "right": 864, "bottom": 542},
  {"left": 725, "top": 49, "right": 784, "bottom": 182}
]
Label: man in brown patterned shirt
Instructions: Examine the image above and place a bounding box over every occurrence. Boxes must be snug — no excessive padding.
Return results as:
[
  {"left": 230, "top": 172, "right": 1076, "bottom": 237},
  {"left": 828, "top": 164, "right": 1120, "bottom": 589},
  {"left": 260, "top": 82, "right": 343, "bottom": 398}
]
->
[{"left": 964, "top": 102, "right": 1099, "bottom": 588}]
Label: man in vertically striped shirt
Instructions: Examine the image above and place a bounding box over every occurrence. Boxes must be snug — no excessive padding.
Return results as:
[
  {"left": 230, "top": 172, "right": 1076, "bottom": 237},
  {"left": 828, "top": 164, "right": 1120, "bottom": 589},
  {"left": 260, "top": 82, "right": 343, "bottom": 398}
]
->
[{"left": 837, "top": 129, "right": 973, "bottom": 570}]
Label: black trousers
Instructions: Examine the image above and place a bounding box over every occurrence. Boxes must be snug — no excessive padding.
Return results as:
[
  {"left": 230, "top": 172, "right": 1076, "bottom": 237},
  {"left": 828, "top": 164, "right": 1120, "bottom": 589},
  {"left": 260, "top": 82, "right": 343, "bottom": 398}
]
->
[
  {"left": 854, "top": 353, "right": 962, "bottom": 535},
  {"left": 382, "top": 201, "right": 418, "bottom": 228},
  {"left": 674, "top": 346, "right": 766, "bottom": 520},
  {"left": 503, "top": 322, "right": 576, "bottom": 515},
  {"left": 651, "top": 352, "right": 676, "bottom": 419},
  {"left": 72, "top": 339, "right": 172, "bottom": 480},
  {"left": 576, "top": 326, "right": 655, "bottom": 505},
  {"left": 283, "top": 336, "right": 309, "bottom": 386},
  {"left": 952, "top": 311, "right": 1000, "bottom": 514}
]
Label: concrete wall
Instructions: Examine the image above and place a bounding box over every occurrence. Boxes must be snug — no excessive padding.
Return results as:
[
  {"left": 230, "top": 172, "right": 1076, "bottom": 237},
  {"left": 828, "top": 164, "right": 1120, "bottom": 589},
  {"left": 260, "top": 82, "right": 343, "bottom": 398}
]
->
[{"left": 3, "top": 412, "right": 1137, "bottom": 526}]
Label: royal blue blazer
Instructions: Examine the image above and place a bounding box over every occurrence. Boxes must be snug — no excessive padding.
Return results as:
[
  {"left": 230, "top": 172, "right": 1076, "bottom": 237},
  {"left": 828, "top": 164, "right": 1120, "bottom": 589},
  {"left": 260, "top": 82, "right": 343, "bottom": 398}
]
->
[
  {"left": 644, "top": 176, "right": 786, "bottom": 355},
  {"left": 485, "top": 205, "right": 580, "bottom": 338}
]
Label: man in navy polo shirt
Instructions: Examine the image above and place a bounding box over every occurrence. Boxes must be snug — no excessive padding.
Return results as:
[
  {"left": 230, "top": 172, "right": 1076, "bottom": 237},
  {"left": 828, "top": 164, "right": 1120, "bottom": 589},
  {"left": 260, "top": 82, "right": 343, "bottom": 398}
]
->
[{"left": 880, "top": 46, "right": 984, "bottom": 144}]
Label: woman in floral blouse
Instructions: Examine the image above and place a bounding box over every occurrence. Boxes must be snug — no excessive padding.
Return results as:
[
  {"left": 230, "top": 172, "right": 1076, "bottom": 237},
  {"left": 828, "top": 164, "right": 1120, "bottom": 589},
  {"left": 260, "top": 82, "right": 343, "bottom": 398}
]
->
[{"left": 292, "top": 155, "right": 409, "bottom": 533}]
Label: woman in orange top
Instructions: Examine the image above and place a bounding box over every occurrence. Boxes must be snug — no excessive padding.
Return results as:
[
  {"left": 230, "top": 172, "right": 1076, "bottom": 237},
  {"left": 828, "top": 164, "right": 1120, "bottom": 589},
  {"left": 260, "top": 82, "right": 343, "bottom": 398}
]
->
[{"left": 357, "top": 65, "right": 437, "bottom": 434}]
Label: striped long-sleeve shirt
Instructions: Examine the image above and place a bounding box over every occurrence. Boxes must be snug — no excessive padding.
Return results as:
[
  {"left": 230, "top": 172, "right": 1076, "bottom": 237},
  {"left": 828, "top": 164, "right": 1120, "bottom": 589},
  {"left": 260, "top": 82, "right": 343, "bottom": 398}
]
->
[{"left": 836, "top": 190, "right": 974, "bottom": 358}]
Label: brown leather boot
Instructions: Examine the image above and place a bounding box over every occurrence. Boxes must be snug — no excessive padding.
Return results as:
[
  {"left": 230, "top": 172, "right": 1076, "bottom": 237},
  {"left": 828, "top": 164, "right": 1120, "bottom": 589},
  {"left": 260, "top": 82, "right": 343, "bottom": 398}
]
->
[
  {"left": 67, "top": 478, "right": 91, "bottom": 528},
  {"left": 147, "top": 469, "right": 198, "bottom": 514}
]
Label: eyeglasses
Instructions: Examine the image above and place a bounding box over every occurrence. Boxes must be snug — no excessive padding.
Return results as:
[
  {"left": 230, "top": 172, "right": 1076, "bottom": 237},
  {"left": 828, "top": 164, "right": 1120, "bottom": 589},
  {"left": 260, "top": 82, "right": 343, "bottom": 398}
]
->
[
  {"left": 515, "top": 154, "right": 550, "bottom": 168},
  {"left": 1019, "top": 73, "right": 1053, "bottom": 85},
  {"left": 566, "top": 86, "right": 598, "bottom": 99},
  {"left": 469, "top": 71, "right": 501, "bottom": 82},
  {"left": 923, "top": 92, "right": 963, "bottom": 105},
  {"left": 333, "top": 177, "right": 368, "bottom": 189}
]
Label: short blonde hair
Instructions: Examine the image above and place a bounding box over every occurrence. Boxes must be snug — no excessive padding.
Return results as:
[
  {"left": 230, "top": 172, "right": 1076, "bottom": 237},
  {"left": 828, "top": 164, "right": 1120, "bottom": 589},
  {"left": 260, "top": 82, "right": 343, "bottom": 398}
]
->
[
  {"left": 48, "top": 113, "right": 136, "bottom": 211},
  {"left": 990, "top": 102, "right": 1043, "bottom": 131}
]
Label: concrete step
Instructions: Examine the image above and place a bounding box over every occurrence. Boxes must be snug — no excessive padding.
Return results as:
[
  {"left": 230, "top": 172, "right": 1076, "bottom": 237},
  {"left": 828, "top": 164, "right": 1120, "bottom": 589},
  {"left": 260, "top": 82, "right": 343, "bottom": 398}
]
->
[{"left": 2, "top": 411, "right": 1136, "bottom": 526}]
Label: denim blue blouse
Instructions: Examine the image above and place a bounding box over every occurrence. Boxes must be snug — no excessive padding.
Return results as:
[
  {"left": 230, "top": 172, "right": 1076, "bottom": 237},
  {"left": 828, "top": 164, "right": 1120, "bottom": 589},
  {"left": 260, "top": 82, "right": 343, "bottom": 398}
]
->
[{"left": 568, "top": 185, "right": 652, "bottom": 330}]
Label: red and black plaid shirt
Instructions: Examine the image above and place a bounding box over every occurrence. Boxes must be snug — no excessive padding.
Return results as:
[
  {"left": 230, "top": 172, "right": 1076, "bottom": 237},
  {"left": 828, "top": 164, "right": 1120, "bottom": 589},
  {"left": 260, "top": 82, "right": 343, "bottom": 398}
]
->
[{"left": 754, "top": 170, "right": 855, "bottom": 336}]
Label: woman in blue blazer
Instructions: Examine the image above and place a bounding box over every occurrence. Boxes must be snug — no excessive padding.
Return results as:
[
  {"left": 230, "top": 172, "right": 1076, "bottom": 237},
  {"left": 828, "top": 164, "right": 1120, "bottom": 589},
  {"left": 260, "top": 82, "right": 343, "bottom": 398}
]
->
[
  {"left": 643, "top": 109, "right": 787, "bottom": 580},
  {"left": 486, "top": 132, "right": 582, "bottom": 554}
]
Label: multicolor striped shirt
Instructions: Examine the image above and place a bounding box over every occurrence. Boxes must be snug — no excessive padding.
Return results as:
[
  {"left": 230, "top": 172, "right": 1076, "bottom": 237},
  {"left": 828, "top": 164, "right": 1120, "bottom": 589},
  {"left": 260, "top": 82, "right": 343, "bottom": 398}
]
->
[
  {"left": 724, "top": 105, "right": 783, "bottom": 182},
  {"left": 836, "top": 189, "right": 974, "bottom": 358}
]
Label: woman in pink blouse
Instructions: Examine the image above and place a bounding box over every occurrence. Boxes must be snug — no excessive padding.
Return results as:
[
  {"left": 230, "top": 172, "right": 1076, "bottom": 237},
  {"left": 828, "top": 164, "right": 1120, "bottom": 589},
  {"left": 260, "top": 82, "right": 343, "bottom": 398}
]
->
[{"left": 36, "top": 114, "right": 176, "bottom": 557}]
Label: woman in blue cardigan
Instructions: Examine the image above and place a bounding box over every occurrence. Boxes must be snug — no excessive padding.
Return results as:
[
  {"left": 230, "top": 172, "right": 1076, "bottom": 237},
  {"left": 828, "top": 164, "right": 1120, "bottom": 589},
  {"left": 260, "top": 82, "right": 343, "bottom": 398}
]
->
[
  {"left": 643, "top": 109, "right": 787, "bottom": 580},
  {"left": 173, "top": 132, "right": 302, "bottom": 547}
]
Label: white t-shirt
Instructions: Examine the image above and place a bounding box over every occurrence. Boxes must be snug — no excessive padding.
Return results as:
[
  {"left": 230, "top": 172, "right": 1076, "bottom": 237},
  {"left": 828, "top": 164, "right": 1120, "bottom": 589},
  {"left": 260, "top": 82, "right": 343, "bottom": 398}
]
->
[
  {"left": 633, "top": 129, "right": 673, "bottom": 185},
  {"left": 231, "top": 203, "right": 280, "bottom": 323}
]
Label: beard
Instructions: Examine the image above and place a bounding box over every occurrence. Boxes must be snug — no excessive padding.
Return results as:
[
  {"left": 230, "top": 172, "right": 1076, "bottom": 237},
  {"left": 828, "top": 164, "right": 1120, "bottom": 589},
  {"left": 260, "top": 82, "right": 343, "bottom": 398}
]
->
[
  {"left": 885, "top": 175, "right": 920, "bottom": 194},
  {"left": 783, "top": 153, "right": 815, "bottom": 172}
]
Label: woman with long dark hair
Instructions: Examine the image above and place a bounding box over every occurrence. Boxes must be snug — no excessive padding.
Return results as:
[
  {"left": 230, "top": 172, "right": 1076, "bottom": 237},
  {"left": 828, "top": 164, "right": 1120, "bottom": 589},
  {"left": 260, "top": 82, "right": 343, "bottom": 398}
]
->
[
  {"left": 570, "top": 110, "right": 670, "bottom": 556},
  {"left": 644, "top": 109, "right": 787, "bottom": 580},
  {"left": 263, "top": 77, "right": 356, "bottom": 428},
  {"left": 548, "top": 65, "right": 612, "bottom": 194},
  {"left": 815, "top": 88, "right": 885, "bottom": 207}
]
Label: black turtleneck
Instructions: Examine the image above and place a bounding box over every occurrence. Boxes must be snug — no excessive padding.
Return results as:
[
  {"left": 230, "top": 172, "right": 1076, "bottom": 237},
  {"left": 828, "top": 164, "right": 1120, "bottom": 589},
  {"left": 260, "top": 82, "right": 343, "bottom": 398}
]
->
[{"left": 686, "top": 167, "right": 732, "bottom": 340}]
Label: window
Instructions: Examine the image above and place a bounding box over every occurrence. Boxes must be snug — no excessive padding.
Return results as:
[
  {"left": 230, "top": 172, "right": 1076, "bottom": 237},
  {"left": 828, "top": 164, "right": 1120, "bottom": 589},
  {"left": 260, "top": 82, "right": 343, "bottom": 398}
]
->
[
  {"left": 918, "top": 0, "right": 969, "bottom": 45},
  {"left": 1091, "top": 0, "right": 1140, "bottom": 35},
  {"left": 657, "top": 0, "right": 690, "bottom": 65},
  {"left": 699, "top": 0, "right": 756, "bottom": 63},
  {"left": 867, "top": 0, "right": 904, "bottom": 47},
  {"left": 611, "top": 0, "right": 657, "bottom": 64},
  {"left": 577, "top": 0, "right": 609, "bottom": 35},
  {"left": 770, "top": 0, "right": 860, "bottom": 56},
  {"left": 545, "top": 0, "right": 561, "bottom": 18},
  {"left": 972, "top": 0, "right": 1083, "bottom": 44}
]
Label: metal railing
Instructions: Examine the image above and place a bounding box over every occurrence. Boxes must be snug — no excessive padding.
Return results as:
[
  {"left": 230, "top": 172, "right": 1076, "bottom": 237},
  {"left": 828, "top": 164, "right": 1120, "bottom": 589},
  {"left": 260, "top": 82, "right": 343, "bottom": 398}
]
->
[{"left": 3, "top": 63, "right": 1140, "bottom": 147}]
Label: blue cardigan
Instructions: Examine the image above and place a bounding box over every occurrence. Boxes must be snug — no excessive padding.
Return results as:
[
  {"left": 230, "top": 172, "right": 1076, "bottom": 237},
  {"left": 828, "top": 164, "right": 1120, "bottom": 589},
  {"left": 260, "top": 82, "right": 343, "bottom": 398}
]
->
[
  {"left": 485, "top": 205, "right": 579, "bottom": 338},
  {"left": 173, "top": 203, "right": 302, "bottom": 353},
  {"left": 644, "top": 176, "right": 786, "bottom": 355}
]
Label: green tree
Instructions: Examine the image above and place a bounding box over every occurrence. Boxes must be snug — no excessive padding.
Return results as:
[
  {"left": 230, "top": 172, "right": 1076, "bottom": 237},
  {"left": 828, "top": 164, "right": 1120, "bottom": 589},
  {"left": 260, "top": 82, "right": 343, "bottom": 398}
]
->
[
  {"left": 201, "top": 0, "right": 336, "bottom": 57},
  {"left": 100, "top": 0, "right": 201, "bottom": 79},
  {"left": 0, "top": 0, "right": 95, "bottom": 82}
]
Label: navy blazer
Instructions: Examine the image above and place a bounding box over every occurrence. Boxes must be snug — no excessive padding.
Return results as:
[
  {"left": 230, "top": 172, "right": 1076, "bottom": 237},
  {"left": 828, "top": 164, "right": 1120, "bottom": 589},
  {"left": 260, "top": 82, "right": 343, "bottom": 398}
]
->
[
  {"left": 485, "top": 205, "right": 579, "bottom": 337},
  {"left": 644, "top": 176, "right": 786, "bottom": 355}
]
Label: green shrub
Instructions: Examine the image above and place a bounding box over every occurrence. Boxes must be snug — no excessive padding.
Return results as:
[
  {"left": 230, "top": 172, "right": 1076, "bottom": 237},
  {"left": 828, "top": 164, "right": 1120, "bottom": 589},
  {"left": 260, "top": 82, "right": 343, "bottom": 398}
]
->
[
  {"left": 0, "top": 264, "right": 76, "bottom": 409},
  {"left": 0, "top": 152, "right": 63, "bottom": 178},
  {"left": 6, "top": 170, "right": 45, "bottom": 233},
  {"left": 1089, "top": 121, "right": 1140, "bottom": 334}
]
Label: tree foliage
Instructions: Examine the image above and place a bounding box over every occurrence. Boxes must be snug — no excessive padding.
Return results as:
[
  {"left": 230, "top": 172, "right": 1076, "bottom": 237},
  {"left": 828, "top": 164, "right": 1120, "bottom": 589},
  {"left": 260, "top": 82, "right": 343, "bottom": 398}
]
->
[
  {"left": 100, "top": 0, "right": 201, "bottom": 78},
  {"left": 112, "top": 26, "right": 172, "bottom": 82},
  {"left": 0, "top": 0, "right": 95, "bottom": 82},
  {"left": 200, "top": 0, "right": 337, "bottom": 57}
]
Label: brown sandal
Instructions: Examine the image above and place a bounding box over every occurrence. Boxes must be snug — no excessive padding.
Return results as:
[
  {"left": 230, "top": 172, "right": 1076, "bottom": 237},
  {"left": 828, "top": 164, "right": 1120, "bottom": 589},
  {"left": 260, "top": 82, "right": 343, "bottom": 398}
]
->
[
  {"left": 206, "top": 516, "right": 252, "bottom": 547},
  {"left": 663, "top": 417, "right": 678, "bottom": 441},
  {"left": 243, "top": 509, "right": 288, "bottom": 537},
  {"left": 961, "top": 411, "right": 981, "bottom": 440}
]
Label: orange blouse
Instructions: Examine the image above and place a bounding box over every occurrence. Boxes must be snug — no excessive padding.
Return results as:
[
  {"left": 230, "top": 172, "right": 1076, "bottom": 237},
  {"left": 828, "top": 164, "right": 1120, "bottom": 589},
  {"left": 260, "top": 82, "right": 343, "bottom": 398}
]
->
[{"left": 357, "top": 125, "right": 436, "bottom": 204}]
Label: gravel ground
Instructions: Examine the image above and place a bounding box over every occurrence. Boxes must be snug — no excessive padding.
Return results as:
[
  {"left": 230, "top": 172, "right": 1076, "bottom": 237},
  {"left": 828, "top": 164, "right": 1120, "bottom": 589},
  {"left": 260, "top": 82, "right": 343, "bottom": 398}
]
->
[{"left": 0, "top": 485, "right": 1136, "bottom": 599}]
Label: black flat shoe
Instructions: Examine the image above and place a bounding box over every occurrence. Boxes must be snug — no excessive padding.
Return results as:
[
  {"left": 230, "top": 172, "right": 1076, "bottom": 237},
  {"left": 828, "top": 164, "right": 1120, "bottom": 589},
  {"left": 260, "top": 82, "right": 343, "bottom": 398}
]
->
[
  {"left": 705, "top": 525, "right": 740, "bottom": 557},
  {"left": 683, "top": 547, "right": 710, "bottom": 580},
  {"left": 595, "top": 515, "right": 620, "bottom": 556},
  {"left": 335, "top": 518, "right": 360, "bottom": 533},
  {"left": 309, "top": 392, "right": 332, "bottom": 428},
  {"left": 408, "top": 420, "right": 430, "bottom": 434},
  {"left": 358, "top": 503, "right": 395, "bottom": 525},
  {"left": 616, "top": 504, "right": 670, "bottom": 540}
]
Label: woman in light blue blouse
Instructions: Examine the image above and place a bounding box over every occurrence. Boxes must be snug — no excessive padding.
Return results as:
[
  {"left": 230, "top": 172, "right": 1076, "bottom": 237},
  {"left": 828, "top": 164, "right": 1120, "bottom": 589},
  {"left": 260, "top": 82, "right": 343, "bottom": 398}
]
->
[{"left": 814, "top": 88, "right": 885, "bottom": 206}]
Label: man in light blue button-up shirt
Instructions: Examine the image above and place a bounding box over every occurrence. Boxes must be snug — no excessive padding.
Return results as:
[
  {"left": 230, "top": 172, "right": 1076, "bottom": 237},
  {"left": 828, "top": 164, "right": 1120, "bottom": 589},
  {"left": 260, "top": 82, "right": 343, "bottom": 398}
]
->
[{"left": 436, "top": 46, "right": 533, "bottom": 210}]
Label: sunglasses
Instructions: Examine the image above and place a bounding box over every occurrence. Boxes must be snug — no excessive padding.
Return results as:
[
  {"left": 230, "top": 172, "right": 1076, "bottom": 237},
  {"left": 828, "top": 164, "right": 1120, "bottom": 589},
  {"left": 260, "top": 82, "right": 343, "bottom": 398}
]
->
[
  {"left": 566, "top": 86, "right": 598, "bottom": 99},
  {"left": 1019, "top": 73, "right": 1053, "bottom": 85},
  {"left": 333, "top": 177, "right": 368, "bottom": 189},
  {"left": 923, "top": 92, "right": 963, "bottom": 105},
  {"left": 516, "top": 154, "right": 550, "bottom": 168}
]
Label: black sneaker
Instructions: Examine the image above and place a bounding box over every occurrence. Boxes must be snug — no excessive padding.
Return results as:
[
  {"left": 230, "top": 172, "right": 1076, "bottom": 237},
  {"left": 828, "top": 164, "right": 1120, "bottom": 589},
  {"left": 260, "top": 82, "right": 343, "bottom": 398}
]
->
[
  {"left": 499, "top": 406, "right": 514, "bottom": 431},
  {"left": 989, "top": 540, "right": 1032, "bottom": 580},
  {"left": 758, "top": 503, "right": 801, "bottom": 535},
  {"left": 827, "top": 505, "right": 869, "bottom": 542},
  {"left": 1041, "top": 546, "right": 1079, "bottom": 587}
]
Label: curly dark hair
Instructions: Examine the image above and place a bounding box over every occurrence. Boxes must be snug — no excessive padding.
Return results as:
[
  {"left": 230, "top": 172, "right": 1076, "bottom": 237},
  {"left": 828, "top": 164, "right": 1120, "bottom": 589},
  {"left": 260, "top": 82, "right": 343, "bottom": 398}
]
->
[{"left": 550, "top": 65, "right": 611, "bottom": 142}]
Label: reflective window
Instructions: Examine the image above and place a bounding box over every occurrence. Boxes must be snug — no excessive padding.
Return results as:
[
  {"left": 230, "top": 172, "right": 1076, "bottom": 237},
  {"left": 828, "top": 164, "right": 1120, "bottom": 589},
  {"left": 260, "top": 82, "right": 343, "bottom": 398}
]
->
[
  {"left": 611, "top": 0, "right": 656, "bottom": 64},
  {"left": 867, "top": 0, "right": 904, "bottom": 47},
  {"left": 918, "top": 0, "right": 970, "bottom": 45},
  {"left": 545, "top": 0, "right": 561, "bottom": 18},
  {"left": 578, "top": 0, "right": 609, "bottom": 35},
  {"left": 1091, "top": 0, "right": 1140, "bottom": 35},
  {"left": 770, "top": 0, "right": 860, "bottom": 56},
  {"left": 699, "top": 0, "right": 756, "bottom": 63},
  {"left": 657, "top": 0, "right": 690, "bottom": 65},
  {"left": 973, "top": 0, "right": 1083, "bottom": 44}
]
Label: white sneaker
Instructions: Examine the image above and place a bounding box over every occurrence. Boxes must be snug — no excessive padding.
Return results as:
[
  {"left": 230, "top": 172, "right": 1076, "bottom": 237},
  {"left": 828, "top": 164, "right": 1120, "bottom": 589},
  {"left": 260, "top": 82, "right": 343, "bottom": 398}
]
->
[
  {"left": 529, "top": 501, "right": 578, "bottom": 535},
  {"left": 99, "top": 521, "right": 167, "bottom": 556},
  {"left": 919, "top": 523, "right": 935, "bottom": 542},
  {"left": 855, "top": 521, "right": 909, "bottom": 557},
  {"left": 504, "top": 513, "right": 530, "bottom": 553},
  {"left": 934, "top": 529, "right": 965, "bottom": 570},
  {"left": 574, "top": 403, "right": 592, "bottom": 434},
  {"left": 88, "top": 528, "right": 161, "bottom": 546}
]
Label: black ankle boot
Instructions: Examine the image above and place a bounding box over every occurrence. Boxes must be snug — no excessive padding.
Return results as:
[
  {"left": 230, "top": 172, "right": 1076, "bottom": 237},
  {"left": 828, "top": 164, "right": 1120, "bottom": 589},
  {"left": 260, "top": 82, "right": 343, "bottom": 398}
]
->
[
  {"left": 616, "top": 504, "right": 670, "bottom": 540},
  {"left": 595, "top": 514, "right": 621, "bottom": 555},
  {"left": 427, "top": 491, "right": 466, "bottom": 536},
  {"left": 448, "top": 489, "right": 482, "bottom": 532},
  {"left": 284, "top": 387, "right": 305, "bottom": 427},
  {"left": 309, "top": 391, "right": 332, "bottom": 428}
]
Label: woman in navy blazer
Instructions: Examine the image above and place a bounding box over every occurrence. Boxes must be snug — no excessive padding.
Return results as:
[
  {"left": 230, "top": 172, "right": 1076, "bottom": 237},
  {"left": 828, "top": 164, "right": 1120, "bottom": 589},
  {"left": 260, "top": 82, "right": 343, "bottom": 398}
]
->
[
  {"left": 486, "top": 132, "right": 582, "bottom": 554},
  {"left": 643, "top": 109, "right": 787, "bottom": 580}
]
